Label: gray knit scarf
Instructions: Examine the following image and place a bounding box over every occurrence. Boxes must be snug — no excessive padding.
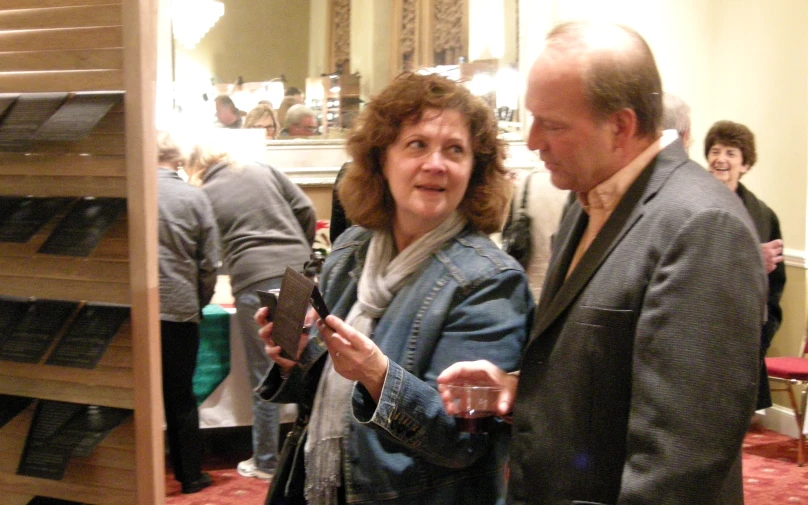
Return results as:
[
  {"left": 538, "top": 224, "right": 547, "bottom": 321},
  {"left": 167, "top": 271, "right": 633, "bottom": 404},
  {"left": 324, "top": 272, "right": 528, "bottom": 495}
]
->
[{"left": 304, "top": 212, "right": 467, "bottom": 504}]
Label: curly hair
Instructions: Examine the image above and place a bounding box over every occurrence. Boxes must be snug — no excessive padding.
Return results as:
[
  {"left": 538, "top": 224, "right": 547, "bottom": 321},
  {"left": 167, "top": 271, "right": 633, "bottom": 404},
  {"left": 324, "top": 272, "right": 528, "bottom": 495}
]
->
[
  {"left": 339, "top": 72, "right": 509, "bottom": 234},
  {"left": 704, "top": 120, "right": 757, "bottom": 168}
]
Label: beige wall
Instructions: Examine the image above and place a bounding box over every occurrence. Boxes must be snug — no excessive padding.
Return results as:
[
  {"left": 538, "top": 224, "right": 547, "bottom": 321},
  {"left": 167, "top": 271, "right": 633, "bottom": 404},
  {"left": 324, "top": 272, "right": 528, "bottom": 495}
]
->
[
  {"left": 519, "top": 0, "right": 808, "bottom": 247},
  {"left": 174, "top": 0, "right": 311, "bottom": 92},
  {"left": 350, "top": 0, "right": 393, "bottom": 98},
  {"left": 303, "top": 185, "right": 334, "bottom": 221},
  {"left": 308, "top": 0, "right": 329, "bottom": 79}
]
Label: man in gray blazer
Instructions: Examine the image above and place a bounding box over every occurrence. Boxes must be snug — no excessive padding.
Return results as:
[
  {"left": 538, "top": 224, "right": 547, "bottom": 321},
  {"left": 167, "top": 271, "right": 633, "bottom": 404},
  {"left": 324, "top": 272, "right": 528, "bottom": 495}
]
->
[{"left": 439, "top": 21, "right": 767, "bottom": 505}]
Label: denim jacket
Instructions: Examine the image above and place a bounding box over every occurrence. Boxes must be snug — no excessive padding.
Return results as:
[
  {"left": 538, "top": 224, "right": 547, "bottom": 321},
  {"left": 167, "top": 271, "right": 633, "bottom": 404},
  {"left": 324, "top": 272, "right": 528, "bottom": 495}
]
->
[{"left": 260, "top": 226, "right": 533, "bottom": 504}]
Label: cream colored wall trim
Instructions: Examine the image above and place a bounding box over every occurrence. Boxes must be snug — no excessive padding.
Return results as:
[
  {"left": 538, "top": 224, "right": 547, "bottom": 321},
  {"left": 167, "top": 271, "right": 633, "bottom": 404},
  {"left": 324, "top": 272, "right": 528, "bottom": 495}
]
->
[
  {"left": 281, "top": 166, "right": 342, "bottom": 186},
  {"left": 759, "top": 404, "right": 801, "bottom": 439},
  {"left": 264, "top": 139, "right": 348, "bottom": 186},
  {"left": 785, "top": 248, "right": 807, "bottom": 269}
]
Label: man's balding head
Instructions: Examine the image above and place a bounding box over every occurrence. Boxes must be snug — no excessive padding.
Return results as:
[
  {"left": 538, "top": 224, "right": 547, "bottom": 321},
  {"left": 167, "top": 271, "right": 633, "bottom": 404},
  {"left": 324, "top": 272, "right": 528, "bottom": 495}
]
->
[
  {"left": 525, "top": 21, "right": 663, "bottom": 193},
  {"left": 544, "top": 21, "right": 663, "bottom": 138}
]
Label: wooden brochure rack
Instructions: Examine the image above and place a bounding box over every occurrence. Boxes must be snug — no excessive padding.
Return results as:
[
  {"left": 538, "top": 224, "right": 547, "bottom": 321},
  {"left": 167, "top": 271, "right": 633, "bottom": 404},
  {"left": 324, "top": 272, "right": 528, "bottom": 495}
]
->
[{"left": 0, "top": 1, "right": 162, "bottom": 504}]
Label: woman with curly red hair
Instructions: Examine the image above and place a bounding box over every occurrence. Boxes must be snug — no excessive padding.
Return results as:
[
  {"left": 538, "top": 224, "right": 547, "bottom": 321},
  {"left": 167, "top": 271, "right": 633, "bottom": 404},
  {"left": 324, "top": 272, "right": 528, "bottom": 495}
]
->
[{"left": 256, "top": 72, "right": 533, "bottom": 505}]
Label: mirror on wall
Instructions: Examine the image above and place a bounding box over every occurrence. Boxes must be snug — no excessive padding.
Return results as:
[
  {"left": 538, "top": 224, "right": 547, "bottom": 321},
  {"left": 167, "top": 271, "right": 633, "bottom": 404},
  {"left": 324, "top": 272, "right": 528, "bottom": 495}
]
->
[{"left": 162, "top": 0, "right": 522, "bottom": 143}]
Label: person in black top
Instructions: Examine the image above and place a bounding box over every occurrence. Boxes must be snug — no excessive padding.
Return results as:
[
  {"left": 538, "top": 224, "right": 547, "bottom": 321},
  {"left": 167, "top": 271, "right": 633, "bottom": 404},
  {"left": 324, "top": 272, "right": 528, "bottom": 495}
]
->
[{"left": 705, "top": 120, "right": 786, "bottom": 410}]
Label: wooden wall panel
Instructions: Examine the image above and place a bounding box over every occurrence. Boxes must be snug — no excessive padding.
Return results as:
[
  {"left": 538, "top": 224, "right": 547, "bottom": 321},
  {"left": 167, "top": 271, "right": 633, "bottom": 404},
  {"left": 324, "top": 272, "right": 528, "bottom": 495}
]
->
[
  {"left": 0, "top": 362, "right": 134, "bottom": 391},
  {"left": 91, "top": 238, "right": 129, "bottom": 261},
  {"left": 0, "top": 27, "right": 122, "bottom": 52},
  {"left": 0, "top": 70, "right": 125, "bottom": 94},
  {"left": 0, "top": 493, "right": 32, "bottom": 505},
  {"left": 0, "top": 49, "right": 123, "bottom": 72},
  {"left": 0, "top": 154, "right": 126, "bottom": 178},
  {"left": 0, "top": 276, "right": 130, "bottom": 304},
  {"left": 0, "top": 374, "right": 134, "bottom": 409},
  {"left": 0, "top": 5, "right": 121, "bottom": 30},
  {"left": 2, "top": 0, "right": 118, "bottom": 8},
  {"left": 0, "top": 175, "right": 127, "bottom": 197},
  {"left": 26, "top": 133, "right": 126, "bottom": 155},
  {"left": 0, "top": 476, "right": 133, "bottom": 505},
  {"left": 0, "top": 256, "right": 129, "bottom": 283}
]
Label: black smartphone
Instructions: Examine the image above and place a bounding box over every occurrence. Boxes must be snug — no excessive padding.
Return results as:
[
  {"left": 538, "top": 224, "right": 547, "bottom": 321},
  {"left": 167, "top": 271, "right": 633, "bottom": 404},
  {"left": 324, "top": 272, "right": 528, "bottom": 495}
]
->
[
  {"left": 256, "top": 289, "right": 279, "bottom": 322},
  {"left": 309, "top": 285, "right": 330, "bottom": 320}
]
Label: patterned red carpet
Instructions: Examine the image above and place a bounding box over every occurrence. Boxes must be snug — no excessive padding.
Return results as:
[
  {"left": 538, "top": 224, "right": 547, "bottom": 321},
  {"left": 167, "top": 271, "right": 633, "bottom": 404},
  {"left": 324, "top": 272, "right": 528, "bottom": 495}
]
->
[
  {"left": 166, "top": 425, "right": 808, "bottom": 505},
  {"left": 165, "top": 469, "right": 269, "bottom": 505},
  {"left": 165, "top": 427, "right": 268, "bottom": 505},
  {"left": 742, "top": 424, "right": 808, "bottom": 503}
]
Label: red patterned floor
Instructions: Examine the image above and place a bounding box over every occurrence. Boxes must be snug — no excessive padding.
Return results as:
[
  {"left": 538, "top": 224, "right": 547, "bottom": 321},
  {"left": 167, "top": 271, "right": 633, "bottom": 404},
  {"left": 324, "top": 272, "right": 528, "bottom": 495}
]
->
[
  {"left": 165, "top": 469, "right": 269, "bottom": 505},
  {"left": 743, "top": 425, "right": 808, "bottom": 504},
  {"left": 164, "top": 425, "right": 808, "bottom": 505}
]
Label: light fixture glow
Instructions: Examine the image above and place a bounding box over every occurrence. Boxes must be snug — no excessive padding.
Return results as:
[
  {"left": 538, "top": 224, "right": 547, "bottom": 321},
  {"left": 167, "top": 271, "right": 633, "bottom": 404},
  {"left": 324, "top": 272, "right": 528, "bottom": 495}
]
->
[
  {"left": 172, "top": 0, "right": 224, "bottom": 49},
  {"left": 265, "top": 81, "right": 285, "bottom": 109}
]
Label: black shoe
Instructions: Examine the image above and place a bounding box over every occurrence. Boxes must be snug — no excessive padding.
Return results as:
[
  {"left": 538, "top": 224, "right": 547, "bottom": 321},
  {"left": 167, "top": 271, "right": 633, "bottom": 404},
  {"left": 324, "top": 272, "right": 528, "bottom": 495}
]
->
[{"left": 181, "top": 472, "right": 212, "bottom": 494}]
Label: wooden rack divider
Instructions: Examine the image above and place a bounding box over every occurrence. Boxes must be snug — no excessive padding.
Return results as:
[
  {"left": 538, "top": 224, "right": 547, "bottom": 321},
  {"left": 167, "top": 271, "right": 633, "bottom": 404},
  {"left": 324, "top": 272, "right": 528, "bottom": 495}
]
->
[{"left": 0, "top": 1, "right": 161, "bottom": 504}]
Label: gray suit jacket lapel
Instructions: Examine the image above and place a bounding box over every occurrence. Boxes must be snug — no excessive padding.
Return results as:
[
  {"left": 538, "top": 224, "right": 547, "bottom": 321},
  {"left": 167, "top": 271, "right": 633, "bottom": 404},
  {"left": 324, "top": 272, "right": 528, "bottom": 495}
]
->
[{"left": 530, "top": 140, "right": 690, "bottom": 342}]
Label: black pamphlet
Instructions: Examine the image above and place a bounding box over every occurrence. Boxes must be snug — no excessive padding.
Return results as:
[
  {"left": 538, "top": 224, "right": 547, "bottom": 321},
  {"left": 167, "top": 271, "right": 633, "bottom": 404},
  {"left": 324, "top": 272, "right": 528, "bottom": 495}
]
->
[
  {"left": 0, "top": 297, "right": 29, "bottom": 341},
  {"left": 0, "top": 197, "right": 74, "bottom": 243},
  {"left": 273, "top": 267, "right": 330, "bottom": 360},
  {"left": 27, "top": 498, "right": 85, "bottom": 505},
  {"left": 0, "top": 93, "right": 18, "bottom": 119},
  {"left": 0, "top": 92, "right": 68, "bottom": 150},
  {"left": 17, "top": 400, "right": 83, "bottom": 480},
  {"left": 37, "top": 197, "right": 126, "bottom": 256},
  {"left": 32, "top": 92, "right": 123, "bottom": 142},
  {"left": 0, "top": 300, "right": 78, "bottom": 363},
  {"left": 46, "top": 304, "right": 129, "bottom": 369},
  {"left": 0, "top": 394, "right": 34, "bottom": 429},
  {"left": 17, "top": 400, "right": 132, "bottom": 480},
  {"left": 0, "top": 196, "right": 23, "bottom": 222}
]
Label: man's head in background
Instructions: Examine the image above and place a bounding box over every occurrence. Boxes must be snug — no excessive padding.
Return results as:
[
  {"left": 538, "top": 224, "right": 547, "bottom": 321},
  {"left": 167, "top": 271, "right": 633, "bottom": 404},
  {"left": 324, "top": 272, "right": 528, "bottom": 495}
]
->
[
  {"left": 214, "top": 95, "right": 242, "bottom": 128},
  {"left": 662, "top": 93, "right": 692, "bottom": 152},
  {"left": 285, "top": 86, "right": 304, "bottom": 105},
  {"left": 284, "top": 104, "right": 319, "bottom": 136}
]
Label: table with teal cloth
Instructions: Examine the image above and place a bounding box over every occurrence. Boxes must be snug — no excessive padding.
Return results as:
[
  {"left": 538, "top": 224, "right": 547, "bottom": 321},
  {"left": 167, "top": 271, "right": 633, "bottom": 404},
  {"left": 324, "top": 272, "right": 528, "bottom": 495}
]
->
[
  {"left": 193, "top": 304, "right": 231, "bottom": 406},
  {"left": 192, "top": 303, "right": 296, "bottom": 428}
]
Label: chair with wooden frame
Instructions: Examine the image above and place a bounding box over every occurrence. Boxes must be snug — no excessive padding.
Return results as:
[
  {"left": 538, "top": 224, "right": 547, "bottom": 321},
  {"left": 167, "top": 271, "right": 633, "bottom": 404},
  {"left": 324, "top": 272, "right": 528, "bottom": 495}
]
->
[{"left": 765, "top": 333, "right": 808, "bottom": 466}]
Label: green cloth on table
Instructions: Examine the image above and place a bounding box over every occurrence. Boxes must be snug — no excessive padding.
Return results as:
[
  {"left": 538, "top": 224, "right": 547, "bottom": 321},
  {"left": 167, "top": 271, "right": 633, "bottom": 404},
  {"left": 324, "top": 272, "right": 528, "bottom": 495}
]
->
[{"left": 193, "top": 304, "right": 231, "bottom": 405}]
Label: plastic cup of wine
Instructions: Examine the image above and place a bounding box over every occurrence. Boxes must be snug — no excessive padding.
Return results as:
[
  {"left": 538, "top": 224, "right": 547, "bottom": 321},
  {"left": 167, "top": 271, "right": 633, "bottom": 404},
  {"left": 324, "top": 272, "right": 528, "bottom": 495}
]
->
[{"left": 446, "top": 384, "right": 502, "bottom": 434}]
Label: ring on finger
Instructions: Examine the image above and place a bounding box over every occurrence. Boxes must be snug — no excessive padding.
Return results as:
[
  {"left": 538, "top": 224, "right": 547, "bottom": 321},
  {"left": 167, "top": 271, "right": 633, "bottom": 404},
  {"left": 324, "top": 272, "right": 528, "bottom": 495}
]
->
[{"left": 335, "top": 351, "right": 341, "bottom": 358}]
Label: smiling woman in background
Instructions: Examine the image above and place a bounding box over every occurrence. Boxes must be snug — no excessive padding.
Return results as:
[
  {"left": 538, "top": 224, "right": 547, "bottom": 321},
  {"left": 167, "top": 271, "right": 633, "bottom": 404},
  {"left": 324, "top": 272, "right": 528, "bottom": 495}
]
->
[
  {"left": 705, "top": 120, "right": 786, "bottom": 411},
  {"left": 255, "top": 72, "right": 533, "bottom": 505}
]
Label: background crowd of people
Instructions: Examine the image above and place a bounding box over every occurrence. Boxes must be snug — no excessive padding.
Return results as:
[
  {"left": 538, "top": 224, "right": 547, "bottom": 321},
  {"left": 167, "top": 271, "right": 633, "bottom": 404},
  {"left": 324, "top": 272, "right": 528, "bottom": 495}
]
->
[
  {"left": 157, "top": 19, "right": 782, "bottom": 505},
  {"left": 211, "top": 85, "right": 321, "bottom": 140}
]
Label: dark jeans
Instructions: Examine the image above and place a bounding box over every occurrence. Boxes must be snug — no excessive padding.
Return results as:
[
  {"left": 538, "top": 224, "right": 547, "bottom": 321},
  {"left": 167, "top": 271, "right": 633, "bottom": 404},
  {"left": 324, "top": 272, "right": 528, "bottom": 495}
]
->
[{"left": 161, "top": 320, "right": 204, "bottom": 484}]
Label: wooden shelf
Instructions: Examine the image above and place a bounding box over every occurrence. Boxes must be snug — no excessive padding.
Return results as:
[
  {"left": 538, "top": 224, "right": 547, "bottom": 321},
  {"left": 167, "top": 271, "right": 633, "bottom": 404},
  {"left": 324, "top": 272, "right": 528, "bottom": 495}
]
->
[
  {"left": 0, "top": 405, "right": 136, "bottom": 505},
  {"left": 306, "top": 74, "right": 361, "bottom": 136},
  {"left": 0, "top": 1, "right": 161, "bottom": 503},
  {"left": 0, "top": 320, "right": 134, "bottom": 408}
]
